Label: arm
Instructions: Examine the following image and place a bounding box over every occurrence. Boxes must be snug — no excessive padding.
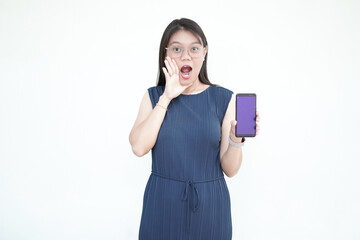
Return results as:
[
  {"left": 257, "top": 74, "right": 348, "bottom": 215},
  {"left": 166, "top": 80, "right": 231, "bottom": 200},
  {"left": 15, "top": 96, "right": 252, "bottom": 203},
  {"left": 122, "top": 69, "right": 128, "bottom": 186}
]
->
[
  {"left": 128, "top": 91, "right": 171, "bottom": 157},
  {"left": 129, "top": 57, "right": 193, "bottom": 157},
  {"left": 219, "top": 94, "right": 243, "bottom": 177},
  {"left": 220, "top": 94, "right": 261, "bottom": 177}
]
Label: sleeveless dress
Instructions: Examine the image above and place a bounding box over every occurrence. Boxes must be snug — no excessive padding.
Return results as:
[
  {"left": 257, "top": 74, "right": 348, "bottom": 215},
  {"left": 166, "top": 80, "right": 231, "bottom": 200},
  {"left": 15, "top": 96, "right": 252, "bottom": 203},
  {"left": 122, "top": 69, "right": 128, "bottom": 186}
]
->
[{"left": 139, "top": 84, "right": 234, "bottom": 240}]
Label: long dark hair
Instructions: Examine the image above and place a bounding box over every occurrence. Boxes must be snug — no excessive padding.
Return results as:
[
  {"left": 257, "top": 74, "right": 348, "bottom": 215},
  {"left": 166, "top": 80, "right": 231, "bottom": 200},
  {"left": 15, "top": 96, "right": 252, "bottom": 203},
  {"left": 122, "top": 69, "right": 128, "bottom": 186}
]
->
[{"left": 156, "top": 18, "right": 212, "bottom": 86}]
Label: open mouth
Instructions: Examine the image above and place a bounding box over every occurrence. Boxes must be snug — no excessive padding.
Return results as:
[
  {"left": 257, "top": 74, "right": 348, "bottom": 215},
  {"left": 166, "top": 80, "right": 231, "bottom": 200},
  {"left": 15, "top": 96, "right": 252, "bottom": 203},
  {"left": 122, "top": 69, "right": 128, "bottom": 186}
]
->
[{"left": 180, "top": 65, "right": 192, "bottom": 79}]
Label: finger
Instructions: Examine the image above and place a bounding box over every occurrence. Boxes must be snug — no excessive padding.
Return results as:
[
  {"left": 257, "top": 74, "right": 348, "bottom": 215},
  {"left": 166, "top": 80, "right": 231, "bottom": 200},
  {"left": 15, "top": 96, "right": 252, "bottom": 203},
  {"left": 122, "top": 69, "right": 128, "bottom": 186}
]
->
[
  {"left": 255, "top": 123, "right": 259, "bottom": 134},
  {"left": 230, "top": 120, "right": 237, "bottom": 133},
  {"left": 168, "top": 57, "right": 176, "bottom": 74},
  {"left": 230, "top": 120, "right": 237, "bottom": 127},
  {"left": 256, "top": 112, "right": 260, "bottom": 121},
  {"left": 230, "top": 120, "right": 242, "bottom": 140},
  {"left": 164, "top": 58, "right": 173, "bottom": 76},
  {"left": 172, "top": 58, "right": 179, "bottom": 74},
  {"left": 162, "top": 67, "right": 170, "bottom": 81},
  {"left": 165, "top": 58, "right": 173, "bottom": 75}
]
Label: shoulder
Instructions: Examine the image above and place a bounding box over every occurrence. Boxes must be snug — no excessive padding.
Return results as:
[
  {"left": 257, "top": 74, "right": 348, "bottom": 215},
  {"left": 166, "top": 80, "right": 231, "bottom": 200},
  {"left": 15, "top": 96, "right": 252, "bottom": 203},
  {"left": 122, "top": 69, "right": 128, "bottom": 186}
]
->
[
  {"left": 211, "top": 84, "right": 234, "bottom": 102},
  {"left": 211, "top": 84, "right": 234, "bottom": 96},
  {"left": 147, "top": 85, "right": 165, "bottom": 108},
  {"left": 210, "top": 84, "right": 234, "bottom": 124},
  {"left": 147, "top": 85, "right": 165, "bottom": 93}
]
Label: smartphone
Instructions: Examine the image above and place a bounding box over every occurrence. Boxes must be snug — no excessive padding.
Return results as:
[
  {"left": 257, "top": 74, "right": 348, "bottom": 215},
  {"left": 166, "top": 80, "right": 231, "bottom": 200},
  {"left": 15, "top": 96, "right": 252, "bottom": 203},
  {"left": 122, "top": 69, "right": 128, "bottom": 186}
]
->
[{"left": 236, "top": 93, "right": 256, "bottom": 137}]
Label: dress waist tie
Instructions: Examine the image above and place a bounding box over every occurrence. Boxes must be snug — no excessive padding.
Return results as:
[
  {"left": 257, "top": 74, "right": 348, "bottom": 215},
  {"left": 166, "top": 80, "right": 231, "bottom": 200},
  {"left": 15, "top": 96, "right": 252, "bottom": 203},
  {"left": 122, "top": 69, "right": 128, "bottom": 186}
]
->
[{"left": 151, "top": 171, "right": 224, "bottom": 233}]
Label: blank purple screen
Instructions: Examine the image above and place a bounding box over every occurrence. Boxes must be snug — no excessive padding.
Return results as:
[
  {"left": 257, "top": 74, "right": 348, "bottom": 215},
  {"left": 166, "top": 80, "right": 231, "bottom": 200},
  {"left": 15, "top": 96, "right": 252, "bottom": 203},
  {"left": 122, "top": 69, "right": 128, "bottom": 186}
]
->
[{"left": 236, "top": 96, "right": 256, "bottom": 135}]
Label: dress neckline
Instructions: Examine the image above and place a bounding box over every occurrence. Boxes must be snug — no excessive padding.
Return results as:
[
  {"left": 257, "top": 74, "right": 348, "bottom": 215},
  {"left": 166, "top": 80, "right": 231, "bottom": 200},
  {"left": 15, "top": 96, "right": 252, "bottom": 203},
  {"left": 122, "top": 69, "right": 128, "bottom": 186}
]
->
[{"left": 180, "top": 84, "right": 212, "bottom": 96}]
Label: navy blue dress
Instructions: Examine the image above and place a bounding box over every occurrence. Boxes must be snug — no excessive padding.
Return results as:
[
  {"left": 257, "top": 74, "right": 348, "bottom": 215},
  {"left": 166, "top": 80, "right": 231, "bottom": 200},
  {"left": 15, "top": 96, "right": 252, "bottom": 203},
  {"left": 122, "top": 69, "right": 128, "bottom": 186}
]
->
[{"left": 139, "top": 84, "right": 234, "bottom": 240}]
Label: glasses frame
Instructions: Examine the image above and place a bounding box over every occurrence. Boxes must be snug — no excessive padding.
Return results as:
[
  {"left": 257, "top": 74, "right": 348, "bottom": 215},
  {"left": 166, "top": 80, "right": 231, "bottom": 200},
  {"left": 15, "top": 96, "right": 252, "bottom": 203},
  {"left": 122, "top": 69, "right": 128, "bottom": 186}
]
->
[{"left": 165, "top": 45, "right": 206, "bottom": 59}]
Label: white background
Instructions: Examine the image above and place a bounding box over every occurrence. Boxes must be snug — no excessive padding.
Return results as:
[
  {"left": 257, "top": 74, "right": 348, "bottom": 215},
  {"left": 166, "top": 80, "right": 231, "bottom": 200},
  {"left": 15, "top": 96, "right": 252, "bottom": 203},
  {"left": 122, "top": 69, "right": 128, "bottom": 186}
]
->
[{"left": 1, "top": 0, "right": 359, "bottom": 239}]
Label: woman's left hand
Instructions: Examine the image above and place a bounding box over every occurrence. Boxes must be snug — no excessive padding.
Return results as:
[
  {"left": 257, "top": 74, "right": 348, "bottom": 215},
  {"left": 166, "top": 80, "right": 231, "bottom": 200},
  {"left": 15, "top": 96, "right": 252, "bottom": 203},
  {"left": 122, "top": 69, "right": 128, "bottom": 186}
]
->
[{"left": 229, "top": 111, "right": 260, "bottom": 142}]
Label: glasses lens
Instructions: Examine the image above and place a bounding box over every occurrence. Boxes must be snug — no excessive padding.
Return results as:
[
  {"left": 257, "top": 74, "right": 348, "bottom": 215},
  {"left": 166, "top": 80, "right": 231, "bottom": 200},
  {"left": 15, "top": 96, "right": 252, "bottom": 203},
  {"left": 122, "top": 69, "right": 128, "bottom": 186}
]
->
[
  {"left": 167, "top": 45, "right": 203, "bottom": 58},
  {"left": 170, "top": 46, "right": 181, "bottom": 58},
  {"left": 189, "top": 46, "right": 203, "bottom": 58}
]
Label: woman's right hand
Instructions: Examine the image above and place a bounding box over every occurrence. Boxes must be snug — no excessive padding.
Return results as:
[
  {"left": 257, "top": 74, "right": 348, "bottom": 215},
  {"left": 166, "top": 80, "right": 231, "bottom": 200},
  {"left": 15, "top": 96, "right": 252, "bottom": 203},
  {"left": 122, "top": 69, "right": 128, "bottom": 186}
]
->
[{"left": 162, "top": 56, "right": 193, "bottom": 100}]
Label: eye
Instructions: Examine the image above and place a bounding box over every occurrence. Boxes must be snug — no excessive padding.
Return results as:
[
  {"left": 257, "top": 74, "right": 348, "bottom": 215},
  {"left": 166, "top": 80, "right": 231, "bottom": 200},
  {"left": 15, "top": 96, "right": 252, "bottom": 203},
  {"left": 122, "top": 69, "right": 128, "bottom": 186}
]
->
[
  {"left": 173, "top": 47, "right": 181, "bottom": 52},
  {"left": 191, "top": 47, "right": 199, "bottom": 52}
]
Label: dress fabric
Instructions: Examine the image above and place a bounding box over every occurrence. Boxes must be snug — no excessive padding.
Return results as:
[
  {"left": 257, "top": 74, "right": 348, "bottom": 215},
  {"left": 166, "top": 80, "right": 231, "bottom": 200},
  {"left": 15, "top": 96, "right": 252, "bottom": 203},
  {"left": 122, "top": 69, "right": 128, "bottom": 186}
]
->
[{"left": 139, "top": 84, "right": 234, "bottom": 240}]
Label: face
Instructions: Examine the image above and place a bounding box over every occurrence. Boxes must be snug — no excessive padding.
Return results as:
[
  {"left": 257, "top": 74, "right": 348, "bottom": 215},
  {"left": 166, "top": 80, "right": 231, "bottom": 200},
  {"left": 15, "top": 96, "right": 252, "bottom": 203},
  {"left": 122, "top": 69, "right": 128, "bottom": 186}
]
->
[{"left": 166, "top": 30, "right": 208, "bottom": 85}]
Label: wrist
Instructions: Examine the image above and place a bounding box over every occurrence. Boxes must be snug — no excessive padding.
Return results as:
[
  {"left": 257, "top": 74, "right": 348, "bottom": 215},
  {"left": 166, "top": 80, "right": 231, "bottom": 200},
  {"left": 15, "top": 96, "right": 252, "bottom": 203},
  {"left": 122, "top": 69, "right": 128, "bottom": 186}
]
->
[
  {"left": 229, "top": 136, "right": 245, "bottom": 143},
  {"left": 159, "top": 94, "right": 172, "bottom": 106},
  {"left": 228, "top": 136, "right": 245, "bottom": 148}
]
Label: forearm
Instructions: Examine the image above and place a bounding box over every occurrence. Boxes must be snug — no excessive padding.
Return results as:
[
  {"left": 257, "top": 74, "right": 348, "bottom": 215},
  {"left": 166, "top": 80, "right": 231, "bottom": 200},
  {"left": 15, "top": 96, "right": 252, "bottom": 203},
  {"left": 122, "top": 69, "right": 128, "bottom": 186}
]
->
[
  {"left": 220, "top": 143, "right": 243, "bottom": 178},
  {"left": 129, "top": 94, "right": 171, "bottom": 156}
]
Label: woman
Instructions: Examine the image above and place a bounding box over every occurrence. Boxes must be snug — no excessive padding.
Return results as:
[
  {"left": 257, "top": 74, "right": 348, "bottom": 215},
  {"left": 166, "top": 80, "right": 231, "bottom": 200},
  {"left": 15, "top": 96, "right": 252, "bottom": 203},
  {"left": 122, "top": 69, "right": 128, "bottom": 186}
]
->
[{"left": 129, "top": 18, "right": 260, "bottom": 240}]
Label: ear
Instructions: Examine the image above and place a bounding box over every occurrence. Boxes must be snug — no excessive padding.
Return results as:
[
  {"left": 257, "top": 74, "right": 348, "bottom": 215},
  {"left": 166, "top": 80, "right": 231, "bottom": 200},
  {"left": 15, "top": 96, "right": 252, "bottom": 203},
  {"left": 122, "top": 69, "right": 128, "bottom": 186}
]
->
[{"left": 204, "top": 46, "right": 208, "bottom": 58}]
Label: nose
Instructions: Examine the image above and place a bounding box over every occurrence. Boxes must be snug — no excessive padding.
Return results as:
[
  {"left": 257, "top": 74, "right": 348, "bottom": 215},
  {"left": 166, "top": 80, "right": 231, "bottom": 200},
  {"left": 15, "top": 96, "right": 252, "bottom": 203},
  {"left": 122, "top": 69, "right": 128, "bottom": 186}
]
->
[{"left": 180, "top": 48, "right": 191, "bottom": 61}]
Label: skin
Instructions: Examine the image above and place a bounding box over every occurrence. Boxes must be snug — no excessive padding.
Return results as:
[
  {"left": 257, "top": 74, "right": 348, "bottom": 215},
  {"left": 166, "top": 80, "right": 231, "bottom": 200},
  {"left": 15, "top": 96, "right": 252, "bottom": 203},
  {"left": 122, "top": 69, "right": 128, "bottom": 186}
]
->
[
  {"left": 129, "top": 29, "right": 261, "bottom": 178},
  {"left": 162, "top": 30, "right": 208, "bottom": 97}
]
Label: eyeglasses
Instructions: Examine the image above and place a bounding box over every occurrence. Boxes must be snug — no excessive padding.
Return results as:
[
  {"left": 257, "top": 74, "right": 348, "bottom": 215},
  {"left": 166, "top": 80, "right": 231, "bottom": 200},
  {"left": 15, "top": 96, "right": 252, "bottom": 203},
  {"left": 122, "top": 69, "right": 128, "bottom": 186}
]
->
[{"left": 165, "top": 45, "right": 205, "bottom": 59}]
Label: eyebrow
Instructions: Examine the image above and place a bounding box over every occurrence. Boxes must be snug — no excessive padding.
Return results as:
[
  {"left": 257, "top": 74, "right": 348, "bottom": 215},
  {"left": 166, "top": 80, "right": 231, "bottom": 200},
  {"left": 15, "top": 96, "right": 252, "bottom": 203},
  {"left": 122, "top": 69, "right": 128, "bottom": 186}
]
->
[{"left": 168, "top": 41, "right": 202, "bottom": 45}]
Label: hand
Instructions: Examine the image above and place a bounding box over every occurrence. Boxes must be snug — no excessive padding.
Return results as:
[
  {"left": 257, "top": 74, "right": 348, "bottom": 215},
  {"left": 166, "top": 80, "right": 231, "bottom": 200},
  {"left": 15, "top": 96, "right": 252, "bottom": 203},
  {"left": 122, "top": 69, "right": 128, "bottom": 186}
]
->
[
  {"left": 162, "top": 56, "right": 193, "bottom": 100},
  {"left": 229, "top": 111, "right": 261, "bottom": 142},
  {"left": 255, "top": 111, "right": 260, "bottom": 135}
]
